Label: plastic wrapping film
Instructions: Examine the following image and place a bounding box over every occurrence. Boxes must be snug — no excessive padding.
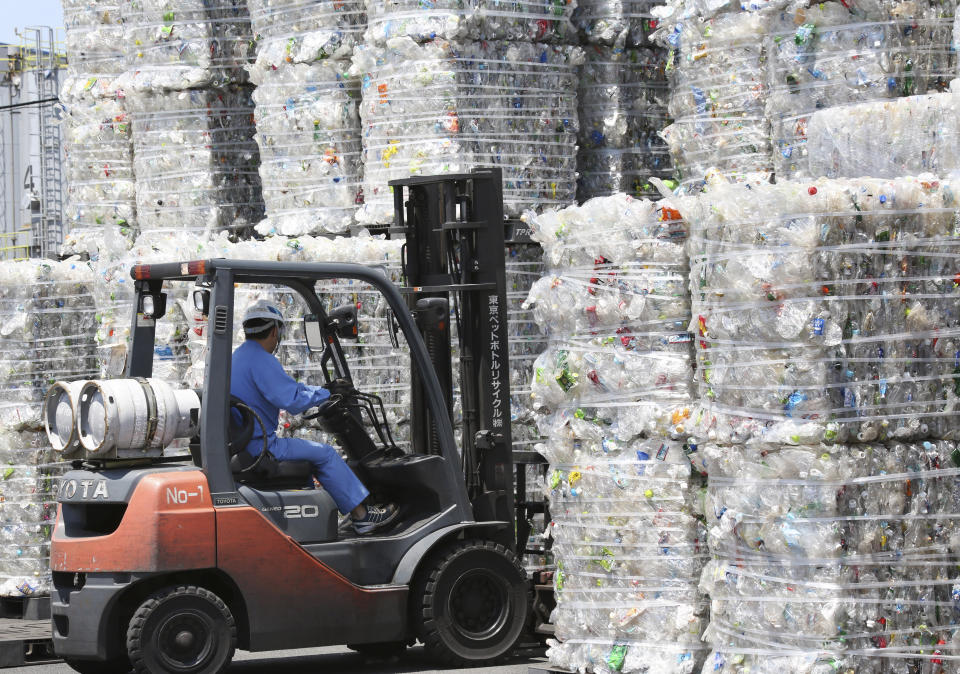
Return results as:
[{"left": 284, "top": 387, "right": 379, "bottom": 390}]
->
[
  {"left": 700, "top": 440, "right": 960, "bottom": 672},
  {"left": 657, "top": 12, "right": 773, "bottom": 192},
  {"left": 766, "top": 0, "right": 955, "bottom": 181},
  {"left": 249, "top": 39, "right": 362, "bottom": 236},
  {"left": 0, "top": 260, "right": 99, "bottom": 596},
  {"left": 524, "top": 195, "right": 707, "bottom": 672},
  {"left": 128, "top": 85, "right": 264, "bottom": 237},
  {"left": 573, "top": 0, "right": 662, "bottom": 46},
  {"left": 351, "top": 38, "right": 582, "bottom": 225},
  {"left": 678, "top": 175, "right": 960, "bottom": 447},
  {"left": 59, "top": 76, "right": 137, "bottom": 257},
  {"left": 805, "top": 84, "right": 960, "bottom": 180},
  {"left": 247, "top": 0, "right": 365, "bottom": 54},
  {"left": 577, "top": 45, "right": 672, "bottom": 202},
  {"left": 363, "top": 0, "right": 577, "bottom": 45},
  {"left": 122, "top": 0, "right": 255, "bottom": 90}
]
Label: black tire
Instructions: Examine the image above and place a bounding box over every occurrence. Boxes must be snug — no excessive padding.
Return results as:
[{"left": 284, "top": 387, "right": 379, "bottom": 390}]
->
[
  {"left": 347, "top": 641, "right": 408, "bottom": 658},
  {"left": 412, "top": 539, "right": 528, "bottom": 666},
  {"left": 64, "top": 657, "right": 131, "bottom": 674},
  {"left": 126, "top": 585, "right": 236, "bottom": 674}
]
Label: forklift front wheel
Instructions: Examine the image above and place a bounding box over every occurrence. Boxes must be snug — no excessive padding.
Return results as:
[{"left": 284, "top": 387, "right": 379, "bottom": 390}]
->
[
  {"left": 126, "top": 585, "right": 237, "bottom": 674},
  {"left": 414, "top": 539, "right": 528, "bottom": 666}
]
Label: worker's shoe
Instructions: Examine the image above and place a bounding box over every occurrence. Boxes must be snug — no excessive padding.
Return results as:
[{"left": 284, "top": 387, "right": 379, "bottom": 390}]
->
[{"left": 353, "top": 504, "right": 399, "bottom": 535}]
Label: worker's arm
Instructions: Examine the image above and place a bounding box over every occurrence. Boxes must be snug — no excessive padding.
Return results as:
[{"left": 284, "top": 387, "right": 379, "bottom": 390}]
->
[{"left": 255, "top": 352, "right": 331, "bottom": 415}]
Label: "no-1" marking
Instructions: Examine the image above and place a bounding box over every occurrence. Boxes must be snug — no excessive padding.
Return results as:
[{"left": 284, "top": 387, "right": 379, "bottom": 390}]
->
[{"left": 166, "top": 485, "right": 205, "bottom": 505}]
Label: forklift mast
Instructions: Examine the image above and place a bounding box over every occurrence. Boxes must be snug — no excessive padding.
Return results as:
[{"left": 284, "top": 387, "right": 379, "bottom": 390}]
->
[{"left": 391, "top": 168, "right": 514, "bottom": 534}]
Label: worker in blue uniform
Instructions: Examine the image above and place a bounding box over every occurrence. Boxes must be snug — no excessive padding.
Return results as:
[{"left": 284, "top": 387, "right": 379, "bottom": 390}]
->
[{"left": 231, "top": 300, "right": 398, "bottom": 535}]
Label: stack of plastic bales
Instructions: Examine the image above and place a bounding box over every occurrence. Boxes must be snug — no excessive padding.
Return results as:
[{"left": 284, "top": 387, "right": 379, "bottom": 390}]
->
[
  {"left": 352, "top": 1, "right": 583, "bottom": 225},
  {"left": 525, "top": 194, "right": 708, "bottom": 672},
  {"left": 60, "top": 1, "right": 136, "bottom": 256},
  {"left": 575, "top": 1, "right": 673, "bottom": 201},
  {"left": 765, "top": 0, "right": 954, "bottom": 180},
  {"left": 247, "top": 1, "right": 365, "bottom": 236},
  {"left": 652, "top": 0, "right": 955, "bottom": 189},
  {"left": 127, "top": 85, "right": 263, "bottom": 238},
  {"left": 656, "top": 11, "right": 772, "bottom": 191},
  {"left": 122, "top": 0, "right": 263, "bottom": 238},
  {"left": 678, "top": 175, "right": 960, "bottom": 669},
  {"left": 0, "top": 260, "right": 98, "bottom": 596}
]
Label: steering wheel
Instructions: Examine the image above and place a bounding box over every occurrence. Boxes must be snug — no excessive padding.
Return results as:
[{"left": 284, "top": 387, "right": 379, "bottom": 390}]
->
[
  {"left": 303, "top": 394, "right": 343, "bottom": 421},
  {"left": 229, "top": 397, "right": 270, "bottom": 474}
]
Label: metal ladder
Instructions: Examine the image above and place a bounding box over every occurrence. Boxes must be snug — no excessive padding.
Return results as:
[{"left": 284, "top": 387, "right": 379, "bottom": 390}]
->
[{"left": 25, "top": 28, "right": 64, "bottom": 258}]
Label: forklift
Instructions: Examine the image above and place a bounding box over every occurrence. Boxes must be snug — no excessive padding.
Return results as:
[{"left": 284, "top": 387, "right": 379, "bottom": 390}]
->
[{"left": 47, "top": 170, "right": 539, "bottom": 674}]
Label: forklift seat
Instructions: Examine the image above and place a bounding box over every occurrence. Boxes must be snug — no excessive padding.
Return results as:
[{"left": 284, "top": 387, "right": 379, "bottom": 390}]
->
[
  {"left": 226, "top": 397, "right": 313, "bottom": 489},
  {"left": 230, "top": 451, "right": 314, "bottom": 490}
]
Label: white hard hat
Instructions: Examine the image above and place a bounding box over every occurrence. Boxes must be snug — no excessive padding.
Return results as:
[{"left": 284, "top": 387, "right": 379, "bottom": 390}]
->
[{"left": 243, "top": 300, "right": 285, "bottom": 333}]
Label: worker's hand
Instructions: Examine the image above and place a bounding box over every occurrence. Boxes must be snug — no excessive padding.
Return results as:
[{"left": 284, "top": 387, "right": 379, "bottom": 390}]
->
[{"left": 324, "top": 378, "right": 357, "bottom": 397}]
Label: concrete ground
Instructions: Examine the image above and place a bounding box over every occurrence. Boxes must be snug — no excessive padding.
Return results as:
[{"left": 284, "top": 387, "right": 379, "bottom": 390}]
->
[{"left": 7, "top": 644, "right": 547, "bottom": 674}]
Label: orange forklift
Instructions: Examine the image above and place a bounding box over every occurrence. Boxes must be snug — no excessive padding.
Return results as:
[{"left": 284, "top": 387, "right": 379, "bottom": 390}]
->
[{"left": 46, "top": 170, "right": 545, "bottom": 673}]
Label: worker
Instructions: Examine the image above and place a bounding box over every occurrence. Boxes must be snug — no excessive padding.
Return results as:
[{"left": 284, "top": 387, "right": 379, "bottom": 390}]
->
[{"left": 231, "top": 299, "right": 398, "bottom": 535}]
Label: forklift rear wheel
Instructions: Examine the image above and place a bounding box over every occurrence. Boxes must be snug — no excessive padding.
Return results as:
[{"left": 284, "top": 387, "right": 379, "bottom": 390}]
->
[
  {"left": 63, "top": 657, "right": 132, "bottom": 674},
  {"left": 414, "top": 539, "right": 528, "bottom": 666},
  {"left": 126, "top": 585, "right": 236, "bottom": 674}
]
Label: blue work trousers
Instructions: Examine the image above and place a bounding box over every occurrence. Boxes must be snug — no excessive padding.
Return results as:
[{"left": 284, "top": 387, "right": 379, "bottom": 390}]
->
[{"left": 253, "top": 437, "right": 369, "bottom": 515}]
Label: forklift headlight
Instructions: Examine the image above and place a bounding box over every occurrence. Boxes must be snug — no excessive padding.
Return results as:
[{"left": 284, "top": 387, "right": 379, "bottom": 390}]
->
[
  {"left": 77, "top": 379, "right": 201, "bottom": 457},
  {"left": 43, "top": 381, "right": 87, "bottom": 457}
]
